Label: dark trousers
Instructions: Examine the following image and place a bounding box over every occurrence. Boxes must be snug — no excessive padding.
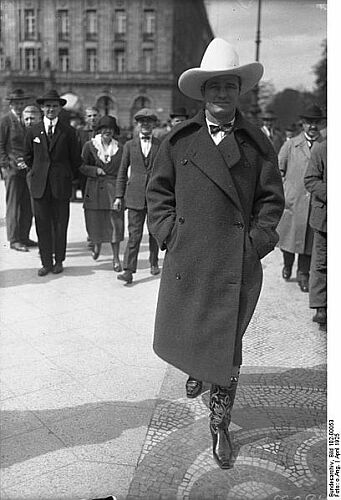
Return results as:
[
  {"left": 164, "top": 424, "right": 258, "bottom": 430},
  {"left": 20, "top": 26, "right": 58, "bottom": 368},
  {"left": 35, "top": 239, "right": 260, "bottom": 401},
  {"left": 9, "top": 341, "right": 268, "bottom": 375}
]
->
[
  {"left": 33, "top": 181, "right": 70, "bottom": 267},
  {"left": 123, "top": 207, "right": 159, "bottom": 273},
  {"left": 5, "top": 173, "right": 33, "bottom": 243},
  {"left": 309, "top": 230, "right": 327, "bottom": 308},
  {"left": 282, "top": 250, "right": 311, "bottom": 275}
]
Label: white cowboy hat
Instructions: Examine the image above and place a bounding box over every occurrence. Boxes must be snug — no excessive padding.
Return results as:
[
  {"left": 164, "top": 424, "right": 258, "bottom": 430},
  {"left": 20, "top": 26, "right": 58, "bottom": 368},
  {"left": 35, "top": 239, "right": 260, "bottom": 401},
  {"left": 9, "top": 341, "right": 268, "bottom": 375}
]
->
[{"left": 178, "top": 38, "right": 264, "bottom": 100}]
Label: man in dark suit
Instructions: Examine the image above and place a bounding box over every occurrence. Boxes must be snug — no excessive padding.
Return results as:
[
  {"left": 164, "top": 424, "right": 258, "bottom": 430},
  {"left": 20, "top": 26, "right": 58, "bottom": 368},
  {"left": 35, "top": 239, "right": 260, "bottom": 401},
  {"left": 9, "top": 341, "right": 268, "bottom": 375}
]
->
[
  {"left": 24, "top": 89, "right": 82, "bottom": 276},
  {"left": 260, "top": 109, "right": 284, "bottom": 154},
  {"left": 0, "top": 88, "right": 37, "bottom": 251},
  {"left": 114, "top": 108, "right": 160, "bottom": 284},
  {"left": 304, "top": 139, "right": 327, "bottom": 327}
]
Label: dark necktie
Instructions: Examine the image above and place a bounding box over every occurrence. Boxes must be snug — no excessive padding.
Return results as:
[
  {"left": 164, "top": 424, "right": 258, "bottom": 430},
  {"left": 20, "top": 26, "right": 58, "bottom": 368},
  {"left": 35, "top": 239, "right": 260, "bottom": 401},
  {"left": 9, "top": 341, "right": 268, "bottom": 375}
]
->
[
  {"left": 48, "top": 120, "right": 53, "bottom": 140},
  {"left": 142, "top": 135, "right": 151, "bottom": 141},
  {"left": 209, "top": 123, "right": 234, "bottom": 135}
]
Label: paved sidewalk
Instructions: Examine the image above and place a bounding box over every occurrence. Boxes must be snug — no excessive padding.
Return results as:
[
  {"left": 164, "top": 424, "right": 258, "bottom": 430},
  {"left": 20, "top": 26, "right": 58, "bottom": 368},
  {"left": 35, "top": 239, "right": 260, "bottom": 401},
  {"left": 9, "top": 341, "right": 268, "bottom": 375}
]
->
[{"left": 0, "top": 180, "right": 327, "bottom": 499}]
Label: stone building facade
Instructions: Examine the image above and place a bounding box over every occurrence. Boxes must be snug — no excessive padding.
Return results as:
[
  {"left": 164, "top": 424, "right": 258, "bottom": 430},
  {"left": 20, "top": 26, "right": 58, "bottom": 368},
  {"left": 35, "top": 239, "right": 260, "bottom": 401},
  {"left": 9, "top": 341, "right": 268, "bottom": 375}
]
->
[{"left": 0, "top": 0, "right": 212, "bottom": 129}]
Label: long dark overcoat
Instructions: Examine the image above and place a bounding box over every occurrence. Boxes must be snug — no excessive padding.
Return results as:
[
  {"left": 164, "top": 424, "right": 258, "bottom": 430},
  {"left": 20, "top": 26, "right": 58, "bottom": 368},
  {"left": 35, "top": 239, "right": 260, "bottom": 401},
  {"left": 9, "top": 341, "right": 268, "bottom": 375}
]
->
[
  {"left": 277, "top": 132, "right": 324, "bottom": 254},
  {"left": 147, "top": 110, "right": 284, "bottom": 386}
]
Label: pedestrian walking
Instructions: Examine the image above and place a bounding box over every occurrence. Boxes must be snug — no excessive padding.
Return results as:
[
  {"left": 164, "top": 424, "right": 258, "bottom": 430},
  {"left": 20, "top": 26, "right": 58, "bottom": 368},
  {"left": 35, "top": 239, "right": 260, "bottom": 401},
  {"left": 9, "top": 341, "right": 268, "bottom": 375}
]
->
[
  {"left": 260, "top": 109, "right": 284, "bottom": 154},
  {"left": 24, "top": 89, "right": 82, "bottom": 276},
  {"left": 146, "top": 38, "right": 284, "bottom": 469},
  {"left": 277, "top": 104, "right": 326, "bottom": 292},
  {"left": 0, "top": 88, "right": 37, "bottom": 251},
  {"left": 304, "top": 138, "right": 327, "bottom": 327},
  {"left": 114, "top": 108, "right": 161, "bottom": 284},
  {"left": 80, "top": 115, "right": 124, "bottom": 271}
]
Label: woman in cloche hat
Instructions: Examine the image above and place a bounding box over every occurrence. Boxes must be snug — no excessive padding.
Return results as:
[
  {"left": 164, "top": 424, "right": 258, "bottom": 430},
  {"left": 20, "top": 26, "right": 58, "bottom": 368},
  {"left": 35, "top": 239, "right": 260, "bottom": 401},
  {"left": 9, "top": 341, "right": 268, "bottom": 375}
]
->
[{"left": 79, "top": 115, "right": 124, "bottom": 271}]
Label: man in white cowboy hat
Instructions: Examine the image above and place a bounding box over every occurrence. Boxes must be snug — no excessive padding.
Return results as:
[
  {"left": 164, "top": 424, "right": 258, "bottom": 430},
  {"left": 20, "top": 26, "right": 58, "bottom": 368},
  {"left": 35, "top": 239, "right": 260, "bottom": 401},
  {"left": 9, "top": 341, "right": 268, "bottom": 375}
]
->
[
  {"left": 0, "top": 88, "right": 37, "bottom": 251},
  {"left": 147, "top": 38, "right": 284, "bottom": 469},
  {"left": 24, "top": 89, "right": 82, "bottom": 276}
]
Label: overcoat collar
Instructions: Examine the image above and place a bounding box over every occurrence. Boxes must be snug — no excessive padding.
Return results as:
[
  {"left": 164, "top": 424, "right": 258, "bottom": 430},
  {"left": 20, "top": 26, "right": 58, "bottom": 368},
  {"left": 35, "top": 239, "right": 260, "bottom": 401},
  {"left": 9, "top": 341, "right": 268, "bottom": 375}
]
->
[
  {"left": 292, "top": 131, "right": 323, "bottom": 159},
  {"left": 172, "top": 109, "right": 269, "bottom": 214}
]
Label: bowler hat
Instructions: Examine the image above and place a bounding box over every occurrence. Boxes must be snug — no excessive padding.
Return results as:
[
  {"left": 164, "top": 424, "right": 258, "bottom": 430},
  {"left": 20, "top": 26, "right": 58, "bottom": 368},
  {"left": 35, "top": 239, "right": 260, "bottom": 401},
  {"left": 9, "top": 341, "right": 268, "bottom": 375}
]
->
[
  {"left": 299, "top": 104, "right": 326, "bottom": 121},
  {"left": 96, "top": 115, "right": 120, "bottom": 135},
  {"left": 36, "top": 89, "right": 67, "bottom": 106},
  {"left": 5, "top": 88, "right": 31, "bottom": 101},
  {"left": 134, "top": 108, "right": 158, "bottom": 122},
  {"left": 170, "top": 107, "right": 189, "bottom": 119},
  {"left": 178, "top": 38, "right": 263, "bottom": 100}
]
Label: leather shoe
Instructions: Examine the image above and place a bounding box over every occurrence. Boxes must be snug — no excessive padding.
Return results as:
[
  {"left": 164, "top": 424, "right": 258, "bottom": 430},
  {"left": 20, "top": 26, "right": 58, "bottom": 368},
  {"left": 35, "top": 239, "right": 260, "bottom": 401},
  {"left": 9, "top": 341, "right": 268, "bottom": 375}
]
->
[
  {"left": 282, "top": 266, "right": 292, "bottom": 280},
  {"left": 38, "top": 266, "right": 52, "bottom": 277},
  {"left": 117, "top": 270, "right": 133, "bottom": 284},
  {"left": 21, "top": 239, "right": 38, "bottom": 247},
  {"left": 297, "top": 273, "right": 309, "bottom": 292},
  {"left": 186, "top": 377, "right": 203, "bottom": 398},
  {"left": 52, "top": 262, "right": 63, "bottom": 274},
  {"left": 91, "top": 243, "right": 101, "bottom": 260},
  {"left": 150, "top": 265, "right": 160, "bottom": 276},
  {"left": 113, "top": 261, "right": 122, "bottom": 272},
  {"left": 10, "top": 242, "right": 28, "bottom": 252},
  {"left": 312, "top": 307, "right": 327, "bottom": 325}
]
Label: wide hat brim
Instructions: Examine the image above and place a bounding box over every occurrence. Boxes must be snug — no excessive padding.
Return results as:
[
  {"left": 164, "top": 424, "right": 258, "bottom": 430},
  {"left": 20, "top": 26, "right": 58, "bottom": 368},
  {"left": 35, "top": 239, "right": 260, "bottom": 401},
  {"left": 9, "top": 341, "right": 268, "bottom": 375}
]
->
[
  {"left": 178, "top": 63, "right": 263, "bottom": 100},
  {"left": 36, "top": 97, "right": 67, "bottom": 106},
  {"left": 5, "top": 94, "right": 31, "bottom": 101}
]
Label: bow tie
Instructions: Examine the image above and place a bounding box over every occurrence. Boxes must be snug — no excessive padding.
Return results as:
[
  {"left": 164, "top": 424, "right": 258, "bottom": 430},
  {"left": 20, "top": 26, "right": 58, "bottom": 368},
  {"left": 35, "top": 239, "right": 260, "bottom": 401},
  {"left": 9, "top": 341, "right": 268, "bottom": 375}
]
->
[
  {"left": 209, "top": 123, "right": 234, "bottom": 135},
  {"left": 141, "top": 135, "right": 151, "bottom": 141}
]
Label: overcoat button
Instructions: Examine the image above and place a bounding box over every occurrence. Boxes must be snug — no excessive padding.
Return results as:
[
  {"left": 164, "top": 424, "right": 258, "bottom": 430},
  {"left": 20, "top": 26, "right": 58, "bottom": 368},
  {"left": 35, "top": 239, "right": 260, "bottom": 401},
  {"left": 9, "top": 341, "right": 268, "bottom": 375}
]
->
[
  {"left": 178, "top": 217, "right": 185, "bottom": 224},
  {"left": 181, "top": 159, "right": 188, "bottom": 165},
  {"left": 176, "top": 273, "right": 181, "bottom": 280},
  {"left": 233, "top": 221, "right": 244, "bottom": 229}
]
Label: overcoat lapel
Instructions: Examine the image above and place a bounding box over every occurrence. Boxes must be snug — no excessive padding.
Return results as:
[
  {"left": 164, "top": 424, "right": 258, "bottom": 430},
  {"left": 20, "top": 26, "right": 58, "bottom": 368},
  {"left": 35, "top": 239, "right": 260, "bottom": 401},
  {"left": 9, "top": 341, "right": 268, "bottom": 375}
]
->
[
  {"left": 37, "top": 122, "right": 50, "bottom": 156},
  {"left": 186, "top": 126, "right": 243, "bottom": 213}
]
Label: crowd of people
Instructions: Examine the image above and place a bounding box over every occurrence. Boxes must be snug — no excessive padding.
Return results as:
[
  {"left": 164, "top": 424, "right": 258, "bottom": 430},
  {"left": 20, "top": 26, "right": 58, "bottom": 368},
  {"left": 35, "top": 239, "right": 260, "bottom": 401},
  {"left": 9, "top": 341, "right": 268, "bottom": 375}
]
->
[{"left": 0, "top": 36, "right": 327, "bottom": 471}]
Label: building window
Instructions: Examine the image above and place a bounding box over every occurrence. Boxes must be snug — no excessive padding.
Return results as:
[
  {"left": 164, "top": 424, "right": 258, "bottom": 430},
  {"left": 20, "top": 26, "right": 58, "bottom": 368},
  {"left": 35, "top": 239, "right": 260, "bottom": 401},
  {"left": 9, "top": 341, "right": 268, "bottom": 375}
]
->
[
  {"left": 24, "top": 48, "right": 40, "bottom": 71},
  {"left": 114, "top": 9, "right": 126, "bottom": 40},
  {"left": 58, "top": 48, "right": 69, "bottom": 72},
  {"left": 143, "top": 9, "right": 155, "bottom": 40},
  {"left": 114, "top": 49, "right": 125, "bottom": 73},
  {"left": 86, "top": 10, "right": 97, "bottom": 41},
  {"left": 86, "top": 48, "right": 97, "bottom": 72},
  {"left": 143, "top": 48, "right": 153, "bottom": 73},
  {"left": 24, "top": 9, "right": 36, "bottom": 40},
  {"left": 57, "top": 10, "right": 69, "bottom": 41}
]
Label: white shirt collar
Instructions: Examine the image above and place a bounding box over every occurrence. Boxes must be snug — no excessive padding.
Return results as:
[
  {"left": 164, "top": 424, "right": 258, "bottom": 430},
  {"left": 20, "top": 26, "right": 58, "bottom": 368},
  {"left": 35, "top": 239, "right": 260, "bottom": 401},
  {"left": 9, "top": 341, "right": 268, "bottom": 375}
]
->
[
  {"left": 205, "top": 115, "right": 235, "bottom": 145},
  {"left": 43, "top": 116, "right": 58, "bottom": 131}
]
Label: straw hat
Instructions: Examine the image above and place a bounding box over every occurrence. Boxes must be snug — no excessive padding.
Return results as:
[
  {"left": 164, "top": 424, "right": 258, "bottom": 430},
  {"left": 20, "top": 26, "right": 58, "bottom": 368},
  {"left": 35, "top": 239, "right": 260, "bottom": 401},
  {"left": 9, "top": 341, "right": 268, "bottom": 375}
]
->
[{"left": 178, "top": 38, "right": 263, "bottom": 100}]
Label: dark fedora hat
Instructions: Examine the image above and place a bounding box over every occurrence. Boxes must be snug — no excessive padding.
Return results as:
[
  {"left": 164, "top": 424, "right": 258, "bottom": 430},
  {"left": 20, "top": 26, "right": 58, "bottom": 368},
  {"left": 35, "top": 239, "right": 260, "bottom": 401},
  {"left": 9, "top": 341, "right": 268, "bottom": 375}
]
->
[
  {"left": 5, "top": 88, "right": 31, "bottom": 101},
  {"left": 36, "top": 89, "right": 67, "bottom": 106},
  {"left": 96, "top": 115, "right": 120, "bottom": 135},
  {"left": 170, "top": 107, "right": 189, "bottom": 119},
  {"left": 134, "top": 108, "right": 158, "bottom": 122},
  {"left": 299, "top": 104, "right": 326, "bottom": 121}
]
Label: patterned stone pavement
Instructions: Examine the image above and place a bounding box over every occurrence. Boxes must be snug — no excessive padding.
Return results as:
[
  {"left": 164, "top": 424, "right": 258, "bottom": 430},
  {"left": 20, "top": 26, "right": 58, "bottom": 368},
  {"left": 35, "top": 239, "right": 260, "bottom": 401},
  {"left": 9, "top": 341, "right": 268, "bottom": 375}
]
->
[{"left": 127, "top": 250, "right": 327, "bottom": 500}]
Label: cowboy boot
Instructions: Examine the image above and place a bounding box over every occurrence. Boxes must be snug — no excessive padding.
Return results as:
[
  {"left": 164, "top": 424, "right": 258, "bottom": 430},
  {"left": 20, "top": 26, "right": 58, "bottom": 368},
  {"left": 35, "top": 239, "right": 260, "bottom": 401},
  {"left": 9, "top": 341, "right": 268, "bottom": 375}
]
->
[{"left": 209, "top": 376, "right": 239, "bottom": 469}]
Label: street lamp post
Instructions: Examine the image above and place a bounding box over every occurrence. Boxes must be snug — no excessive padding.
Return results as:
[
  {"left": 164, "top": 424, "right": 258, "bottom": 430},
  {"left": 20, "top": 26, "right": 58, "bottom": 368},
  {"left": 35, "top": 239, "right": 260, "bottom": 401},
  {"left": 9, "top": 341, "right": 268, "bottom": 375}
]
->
[{"left": 250, "top": 0, "right": 262, "bottom": 124}]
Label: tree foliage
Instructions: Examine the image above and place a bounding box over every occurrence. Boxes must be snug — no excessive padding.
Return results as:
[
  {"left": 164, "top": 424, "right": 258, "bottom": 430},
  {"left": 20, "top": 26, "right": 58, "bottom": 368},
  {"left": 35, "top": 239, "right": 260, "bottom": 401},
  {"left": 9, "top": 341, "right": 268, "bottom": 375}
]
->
[{"left": 313, "top": 39, "right": 327, "bottom": 108}]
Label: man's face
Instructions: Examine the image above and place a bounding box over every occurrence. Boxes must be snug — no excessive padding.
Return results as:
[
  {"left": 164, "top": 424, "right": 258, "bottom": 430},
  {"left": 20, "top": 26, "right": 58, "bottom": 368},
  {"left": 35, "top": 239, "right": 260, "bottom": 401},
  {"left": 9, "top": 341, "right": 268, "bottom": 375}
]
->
[
  {"left": 10, "top": 100, "right": 26, "bottom": 116},
  {"left": 203, "top": 75, "right": 240, "bottom": 120},
  {"left": 263, "top": 118, "right": 275, "bottom": 128},
  {"left": 85, "top": 109, "right": 99, "bottom": 129},
  {"left": 302, "top": 119, "right": 323, "bottom": 139},
  {"left": 136, "top": 118, "right": 155, "bottom": 135},
  {"left": 41, "top": 100, "right": 62, "bottom": 120},
  {"left": 22, "top": 111, "right": 39, "bottom": 128},
  {"left": 170, "top": 116, "right": 187, "bottom": 127}
]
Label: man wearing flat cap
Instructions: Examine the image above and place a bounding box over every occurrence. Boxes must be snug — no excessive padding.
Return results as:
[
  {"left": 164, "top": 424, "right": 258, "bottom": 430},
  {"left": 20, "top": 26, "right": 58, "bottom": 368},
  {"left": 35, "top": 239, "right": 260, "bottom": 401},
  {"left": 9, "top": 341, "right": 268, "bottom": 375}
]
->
[
  {"left": 114, "top": 108, "right": 161, "bottom": 284},
  {"left": 0, "top": 88, "right": 37, "bottom": 251},
  {"left": 147, "top": 38, "right": 284, "bottom": 469},
  {"left": 277, "top": 103, "right": 326, "bottom": 293},
  {"left": 24, "top": 89, "right": 82, "bottom": 276}
]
